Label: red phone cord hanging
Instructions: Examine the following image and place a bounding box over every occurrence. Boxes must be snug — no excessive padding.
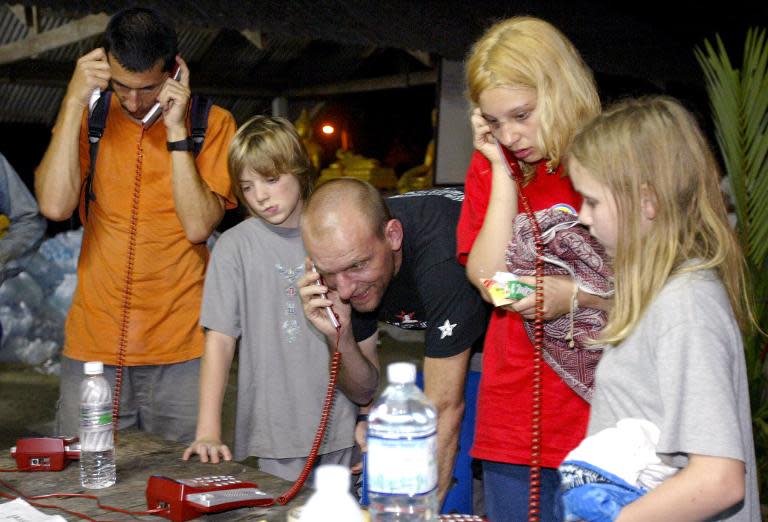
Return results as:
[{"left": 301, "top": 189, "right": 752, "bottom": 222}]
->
[
  {"left": 111, "top": 127, "right": 147, "bottom": 441},
  {"left": 273, "top": 324, "right": 343, "bottom": 505},
  {"left": 512, "top": 172, "right": 546, "bottom": 522}
]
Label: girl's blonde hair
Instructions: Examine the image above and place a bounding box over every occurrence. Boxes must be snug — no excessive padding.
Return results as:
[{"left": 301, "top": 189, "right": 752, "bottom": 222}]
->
[
  {"left": 465, "top": 16, "right": 600, "bottom": 172},
  {"left": 568, "top": 96, "right": 751, "bottom": 343},
  {"left": 228, "top": 115, "right": 315, "bottom": 215}
]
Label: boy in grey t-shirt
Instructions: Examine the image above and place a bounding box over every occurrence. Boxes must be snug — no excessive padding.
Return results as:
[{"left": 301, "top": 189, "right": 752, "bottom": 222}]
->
[{"left": 182, "top": 116, "right": 362, "bottom": 481}]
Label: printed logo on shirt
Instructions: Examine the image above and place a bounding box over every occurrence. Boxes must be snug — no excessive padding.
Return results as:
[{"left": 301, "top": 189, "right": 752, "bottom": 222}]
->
[
  {"left": 395, "top": 310, "right": 420, "bottom": 325},
  {"left": 553, "top": 203, "right": 577, "bottom": 216},
  {"left": 276, "top": 263, "right": 305, "bottom": 344},
  {"left": 388, "top": 310, "right": 427, "bottom": 330},
  {"left": 389, "top": 187, "right": 464, "bottom": 202},
  {"left": 276, "top": 263, "right": 304, "bottom": 284}
]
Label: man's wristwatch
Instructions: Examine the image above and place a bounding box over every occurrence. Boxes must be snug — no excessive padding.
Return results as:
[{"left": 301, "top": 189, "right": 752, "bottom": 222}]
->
[
  {"left": 167, "top": 137, "right": 194, "bottom": 152},
  {"left": 356, "top": 414, "right": 369, "bottom": 424}
]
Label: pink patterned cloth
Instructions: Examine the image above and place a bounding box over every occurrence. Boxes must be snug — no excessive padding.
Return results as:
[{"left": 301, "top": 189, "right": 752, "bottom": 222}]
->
[{"left": 505, "top": 205, "right": 614, "bottom": 401}]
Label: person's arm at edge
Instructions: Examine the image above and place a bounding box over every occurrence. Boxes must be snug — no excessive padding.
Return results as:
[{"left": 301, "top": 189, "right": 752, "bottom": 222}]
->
[
  {"left": 169, "top": 146, "right": 225, "bottom": 243},
  {"left": 615, "top": 454, "right": 745, "bottom": 521},
  {"left": 182, "top": 330, "right": 236, "bottom": 463},
  {"left": 164, "top": 57, "right": 226, "bottom": 243},
  {"left": 511, "top": 276, "right": 614, "bottom": 320},
  {"left": 333, "top": 330, "right": 380, "bottom": 406},
  {"left": 456, "top": 153, "right": 491, "bottom": 303},
  {"left": 464, "top": 110, "right": 518, "bottom": 298},
  {"left": 350, "top": 402, "right": 373, "bottom": 474},
  {"left": 341, "top": 335, "right": 376, "bottom": 474},
  {"left": 578, "top": 290, "right": 612, "bottom": 312},
  {"left": 423, "top": 349, "right": 471, "bottom": 505},
  {"left": 0, "top": 157, "right": 45, "bottom": 267},
  {"left": 465, "top": 161, "right": 517, "bottom": 293},
  {"left": 36, "top": 48, "right": 110, "bottom": 221}
]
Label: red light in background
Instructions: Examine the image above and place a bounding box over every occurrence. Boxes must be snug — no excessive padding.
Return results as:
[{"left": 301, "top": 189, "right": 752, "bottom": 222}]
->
[{"left": 321, "top": 124, "right": 335, "bottom": 135}]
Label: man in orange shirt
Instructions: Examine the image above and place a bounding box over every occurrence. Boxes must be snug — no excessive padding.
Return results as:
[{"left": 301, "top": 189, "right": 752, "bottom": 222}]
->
[{"left": 35, "top": 7, "right": 235, "bottom": 442}]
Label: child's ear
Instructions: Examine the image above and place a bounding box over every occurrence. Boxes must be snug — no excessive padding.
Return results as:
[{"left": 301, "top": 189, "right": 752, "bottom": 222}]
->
[{"left": 640, "top": 183, "right": 657, "bottom": 221}]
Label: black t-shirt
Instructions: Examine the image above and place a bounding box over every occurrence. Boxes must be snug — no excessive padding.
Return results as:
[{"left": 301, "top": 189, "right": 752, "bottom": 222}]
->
[{"left": 352, "top": 188, "right": 488, "bottom": 358}]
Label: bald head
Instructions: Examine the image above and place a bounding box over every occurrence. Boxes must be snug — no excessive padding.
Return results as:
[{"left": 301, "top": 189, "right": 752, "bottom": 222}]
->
[
  {"left": 301, "top": 179, "right": 402, "bottom": 311},
  {"left": 302, "top": 178, "right": 391, "bottom": 242}
]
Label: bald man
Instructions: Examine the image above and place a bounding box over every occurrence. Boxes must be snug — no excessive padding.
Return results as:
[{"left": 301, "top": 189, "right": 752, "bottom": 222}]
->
[{"left": 298, "top": 178, "right": 488, "bottom": 504}]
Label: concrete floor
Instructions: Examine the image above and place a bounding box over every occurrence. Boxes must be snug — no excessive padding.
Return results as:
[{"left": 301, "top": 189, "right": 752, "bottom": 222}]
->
[
  {"left": 0, "top": 362, "right": 59, "bottom": 450},
  {"left": 0, "top": 325, "right": 424, "bottom": 451}
]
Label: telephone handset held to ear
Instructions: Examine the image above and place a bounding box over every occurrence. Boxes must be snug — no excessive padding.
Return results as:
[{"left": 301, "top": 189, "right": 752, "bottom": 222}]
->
[
  {"left": 88, "top": 88, "right": 102, "bottom": 114},
  {"left": 495, "top": 141, "right": 515, "bottom": 177},
  {"left": 87, "top": 64, "right": 182, "bottom": 127},
  {"left": 312, "top": 264, "right": 341, "bottom": 329},
  {"left": 142, "top": 64, "right": 181, "bottom": 128}
]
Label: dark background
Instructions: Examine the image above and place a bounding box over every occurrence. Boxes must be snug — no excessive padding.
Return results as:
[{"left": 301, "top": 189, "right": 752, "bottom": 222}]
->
[{"left": 1, "top": 1, "right": 766, "bottom": 236}]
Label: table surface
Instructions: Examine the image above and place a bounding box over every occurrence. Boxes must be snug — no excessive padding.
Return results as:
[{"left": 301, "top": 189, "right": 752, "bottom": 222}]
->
[{"left": 0, "top": 430, "right": 311, "bottom": 521}]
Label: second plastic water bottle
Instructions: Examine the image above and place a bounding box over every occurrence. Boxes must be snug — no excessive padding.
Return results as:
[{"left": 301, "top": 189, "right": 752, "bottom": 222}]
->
[
  {"left": 298, "top": 464, "right": 364, "bottom": 521},
  {"left": 367, "top": 362, "right": 438, "bottom": 521},
  {"left": 79, "top": 361, "right": 116, "bottom": 489}
]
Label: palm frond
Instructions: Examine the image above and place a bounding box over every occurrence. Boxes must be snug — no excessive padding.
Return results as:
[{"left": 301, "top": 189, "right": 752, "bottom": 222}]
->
[{"left": 696, "top": 26, "right": 768, "bottom": 503}]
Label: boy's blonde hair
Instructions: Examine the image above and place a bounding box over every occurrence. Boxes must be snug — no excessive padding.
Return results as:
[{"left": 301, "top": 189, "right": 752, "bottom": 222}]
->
[
  {"left": 568, "top": 96, "right": 751, "bottom": 343},
  {"left": 465, "top": 16, "right": 600, "bottom": 171},
  {"left": 228, "top": 115, "right": 315, "bottom": 214}
]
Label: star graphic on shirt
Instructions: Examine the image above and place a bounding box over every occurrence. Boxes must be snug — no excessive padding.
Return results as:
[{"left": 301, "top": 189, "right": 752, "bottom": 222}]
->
[{"left": 438, "top": 319, "right": 457, "bottom": 339}]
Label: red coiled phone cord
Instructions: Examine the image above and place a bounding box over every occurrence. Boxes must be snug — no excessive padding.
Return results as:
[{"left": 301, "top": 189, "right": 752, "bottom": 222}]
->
[
  {"left": 273, "top": 324, "right": 343, "bottom": 505},
  {"left": 512, "top": 171, "right": 545, "bottom": 522},
  {"left": 111, "top": 128, "right": 146, "bottom": 441}
]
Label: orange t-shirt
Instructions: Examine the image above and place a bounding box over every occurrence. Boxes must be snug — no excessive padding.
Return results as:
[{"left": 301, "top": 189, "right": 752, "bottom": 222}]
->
[{"left": 63, "top": 95, "right": 235, "bottom": 365}]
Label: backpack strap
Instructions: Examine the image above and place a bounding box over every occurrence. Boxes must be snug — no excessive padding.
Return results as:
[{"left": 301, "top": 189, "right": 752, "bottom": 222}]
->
[
  {"left": 84, "top": 91, "right": 112, "bottom": 221},
  {"left": 189, "top": 95, "right": 212, "bottom": 157}
]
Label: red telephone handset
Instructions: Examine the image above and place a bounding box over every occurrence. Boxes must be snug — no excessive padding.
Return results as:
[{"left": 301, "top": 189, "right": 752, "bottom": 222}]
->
[
  {"left": 146, "top": 475, "right": 273, "bottom": 522},
  {"left": 141, "top": 63, "right": 182, "bottom": 128}
]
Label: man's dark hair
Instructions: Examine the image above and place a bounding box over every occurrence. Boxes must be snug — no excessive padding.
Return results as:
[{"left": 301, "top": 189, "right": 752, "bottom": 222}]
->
[{"left": 104, "top": 7, "right": 177, "bottom": 72}]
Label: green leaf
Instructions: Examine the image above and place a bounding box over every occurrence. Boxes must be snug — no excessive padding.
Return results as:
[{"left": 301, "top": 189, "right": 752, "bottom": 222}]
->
[{"left": 697, "top": 26, "right": 768, "bottom": 504}]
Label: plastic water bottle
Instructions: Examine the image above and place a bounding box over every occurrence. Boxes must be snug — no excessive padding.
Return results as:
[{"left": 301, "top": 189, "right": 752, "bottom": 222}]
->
[
  {"left": 79, "top": 361, "right": 116, "bottom": 489},
  {"left": 298, "top": 464, "right": 364, "bottom": 522},
  {"left": 367, "top": 362, "right": 438, "bottom": 521}
]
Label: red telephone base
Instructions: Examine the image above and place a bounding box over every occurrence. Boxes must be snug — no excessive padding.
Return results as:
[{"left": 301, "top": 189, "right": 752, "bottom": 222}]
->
[
  {"left": 10, "top": 437, "right": 80, "bottom": 471},
  {"left": 146, "top": 475, "right": 274, "bottom": 521}
]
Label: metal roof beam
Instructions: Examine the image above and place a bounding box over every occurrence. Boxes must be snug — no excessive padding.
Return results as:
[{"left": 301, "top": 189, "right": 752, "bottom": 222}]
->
[
  {"left": 0, "top": 59, "right": 279, "bottom": 98},
  {"left": 0, "top": 12, "right": 109, "bottom": 65},
  {"left": 240, "top": 29, "right": 265, "bottom": 50},
  {"left": 406, "top": 50, "right": 431, "bottom": 67},
  {"left": 285, "top": 69, "right": 436, "bottom": 97},
  {"left": 8, "top": 4, "right": 39, "bottom": 35}
]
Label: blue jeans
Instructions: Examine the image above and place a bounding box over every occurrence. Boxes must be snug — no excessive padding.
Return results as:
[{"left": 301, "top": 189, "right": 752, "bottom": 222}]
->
[{"left": 483, "top": 461, "right": 563, "bottom": 522}]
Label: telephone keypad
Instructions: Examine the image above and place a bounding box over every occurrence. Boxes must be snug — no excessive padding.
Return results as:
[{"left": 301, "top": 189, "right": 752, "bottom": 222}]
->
[{"left": 179, "top": 475, "right": 243, "bottom": 488}]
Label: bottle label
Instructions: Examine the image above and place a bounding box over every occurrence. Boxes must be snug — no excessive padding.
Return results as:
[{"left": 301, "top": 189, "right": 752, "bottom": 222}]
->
[
  {"left": 80, "top": 407, "right": 112, "bottom": 427},
  {"left": 80, "top": 405, "right": 114, "bottom": 452},
  {"left": 366, "top": 432, "right": 437, "bottom": 495}
]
